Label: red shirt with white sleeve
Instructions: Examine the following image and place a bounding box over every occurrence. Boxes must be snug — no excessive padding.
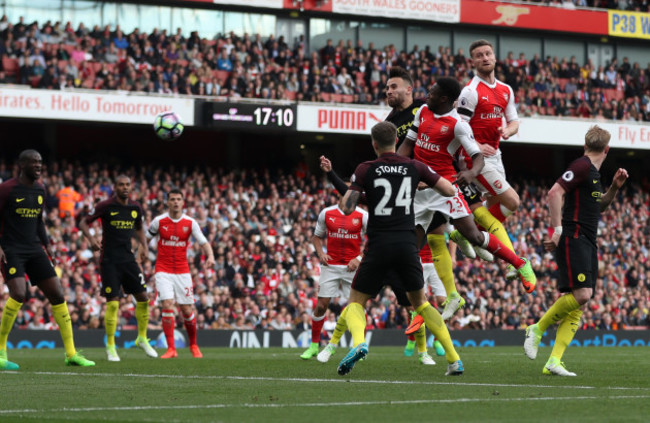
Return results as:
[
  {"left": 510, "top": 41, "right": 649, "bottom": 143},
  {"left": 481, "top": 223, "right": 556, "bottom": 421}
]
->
[
  {"left": 314, "top": 205, "right": 368, "bottom": 265},
  {"left": 147, "top": 212, "right": 208, "bottom": 274},
  {"left": 457, "top": 75, "right": 518, "bottom": 151}
]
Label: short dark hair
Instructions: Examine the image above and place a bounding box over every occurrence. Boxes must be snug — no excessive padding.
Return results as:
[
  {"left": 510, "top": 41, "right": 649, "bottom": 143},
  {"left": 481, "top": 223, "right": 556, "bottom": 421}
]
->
[
  {"left": 168, "top": 188, "right": 183, "bottom": 198},
  {"left": 18, "top": 149, "right": 40, "bottom": 164},
  {"left": 469, "top": 39, "right": 494, "bottom": 57},
  {"left": 115, "top": 174, "right": 130, "bottom": 184},
  {"left": 434, "top": 77, "right": 461, "bottom": 103},
  {"left": 388, "top": 66, "right": 413, "bottom": 86},
  {"left": 371, "top": 122, "right": 397, "bottom": 149}
]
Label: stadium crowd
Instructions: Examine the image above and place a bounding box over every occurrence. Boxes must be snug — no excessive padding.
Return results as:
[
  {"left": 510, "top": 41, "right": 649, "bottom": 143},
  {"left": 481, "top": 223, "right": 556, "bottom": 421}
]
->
[
  {"left": 0, "top": 159, "right": 648, "bottom": 334},
  {"left": 1, "top": 17, "right": 650, "bottom": 122}
]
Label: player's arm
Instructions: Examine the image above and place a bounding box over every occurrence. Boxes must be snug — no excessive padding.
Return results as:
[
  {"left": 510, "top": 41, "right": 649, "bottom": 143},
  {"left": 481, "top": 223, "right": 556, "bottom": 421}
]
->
[
  {"left": 346, "top": 209, "right": 368, "bottom": 272},
  {"left": 416, "top": 161, "right": 455, "bottom": 197},
  {"left": 500, "top": 86, "right": 519, "bottom": 140},
  {"left": 397, "top": 106, "right": 422, "bottom": 158},
  {"left": 454, "top": 121, "right": 484, "bottom": 186},
  {"left": 192, "top": 219, "right": 215, "bottom": 268},
  {"left": 320, "top": 155, "right": 349, "bottom": 195},
  {"left": 340, "top": 190, "right": 361, "bottom": 215},
  {"left": 543, "top": 182, "right": 566, "bottom": 252},
  {"left": 0, "top": 184, "right": 8, "bottom": 262},
  {"left": 79, "top": 202, "right": 103, "bottom": 251},
  {"left": 600, "top": 168, "right": 629, "bottom": 212},
  {"left": 135, "top": 225, "right": 148, "bottom": 264},
  {"left": 311, "top": 234, "right": 331, "bottom": 266}
]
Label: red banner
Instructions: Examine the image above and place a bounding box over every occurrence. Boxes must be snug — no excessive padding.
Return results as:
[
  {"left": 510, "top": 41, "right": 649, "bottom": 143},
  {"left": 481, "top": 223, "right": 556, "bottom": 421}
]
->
[{"left": 460, "top": 0, "right": 608, "bottom": 35}]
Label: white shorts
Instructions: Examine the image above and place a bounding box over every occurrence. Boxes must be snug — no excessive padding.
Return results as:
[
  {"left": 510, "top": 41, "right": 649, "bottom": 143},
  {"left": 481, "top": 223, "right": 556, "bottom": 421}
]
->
[
  {"left": 422, "top": 262, "right": 446, "bottom": 298},
  {"left": 475, "top": 151, "right": 511, "bottom": 196},
  {"left": 317, "top": 265, "right": 354, "bottom": 298},
  {"left": 414, "top": 186, "right": 471, "bottom": 229},
  {"left": 155, "top": 272, "right": 195, "bottom": 305}
]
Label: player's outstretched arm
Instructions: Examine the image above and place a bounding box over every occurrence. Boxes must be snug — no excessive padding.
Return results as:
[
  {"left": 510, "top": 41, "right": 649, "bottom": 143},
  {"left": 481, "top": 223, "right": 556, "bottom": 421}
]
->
[{"left": 600, "top": 168, "right": 628, "bottom": 212}]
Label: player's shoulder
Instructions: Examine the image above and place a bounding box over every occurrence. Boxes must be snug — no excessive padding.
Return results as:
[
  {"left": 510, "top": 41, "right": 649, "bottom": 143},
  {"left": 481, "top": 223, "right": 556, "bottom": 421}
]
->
[
  {"left": 180, "top": 213, "right": 198, "bottom": 224},
  {"left": 0, "top": 178, "right": 19, "bottom": 190},
  {"left": 152, "top": 212, "right": 170, "bottom": 223},
  {"left": 464, "top": 76, "right": 481, "bottom": 90},
  {"left": 322, "top": 204, "right": 341, "bottom": 214},
  {"left": 127, "top": 199, "right": 143, "bottom": 210},
  {"left": 354, "top": 206, "right": 369, "bottom": 216}
]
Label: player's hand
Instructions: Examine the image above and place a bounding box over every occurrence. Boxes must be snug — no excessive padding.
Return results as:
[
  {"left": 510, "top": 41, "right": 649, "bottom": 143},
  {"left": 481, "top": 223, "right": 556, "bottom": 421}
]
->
[
  {"left": 498, "top": 125, "right": 511, "bottom": 140},
  {"left": 347, "top": 257, "right": 361, "bottom": 272},
  {"left": 89, "top": 237, "right": 101, "bottom": 251},
  {"left": 479, "top": 143, "right": 497, "bottom": 157},
  {"left": 205, "top": 256, "right": 216, "bottom": 269},
  {"left": 543, "top": 232, "right": 560, "bottom": 252},
  {"left": 320, "top": 156, "right": 332, "bottom": 172},
  {"left": 0, "top": 246, "right": 6, "bottom": 264},
  {"left": 318, "top": 253, "right": 332, "bottom": 265},
  {"left": 137, "top": 247, "right": 148, "bottom": 264},
  {"left": 612, "top": 168, "right": 629, "bottom": 189},
  {"left": 454, "top": 170, "right": 474, "bottom": 187}
]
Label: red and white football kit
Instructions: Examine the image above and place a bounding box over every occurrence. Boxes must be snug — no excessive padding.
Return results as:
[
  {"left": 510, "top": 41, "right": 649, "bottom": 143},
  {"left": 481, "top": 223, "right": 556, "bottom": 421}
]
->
[
  {"left": 457, "top": 75, "right": 518, "bottom": 196},
  {"left": 405, "top": 105, "right": 481, "bottom": 227},
  {"left": 147, "top": 213, "right": 208, "bottom": 305},
  {"left": 313, "top": 205, "right": 368, "bottom": 299}
]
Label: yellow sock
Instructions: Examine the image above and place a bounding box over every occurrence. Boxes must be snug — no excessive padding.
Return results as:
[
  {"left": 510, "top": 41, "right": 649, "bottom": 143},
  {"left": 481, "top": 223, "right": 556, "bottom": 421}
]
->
[
  {"left": 345, "top": 303, "right": 367, "bottom": 347},
  {"left": 0, "top": 297, "right": 22, "bottom": 350},
  {"left": 330, "top": 307, "right": 348, "bottom": 345},
  {"left": 105, "top": 301, "right": 119, "bottom": 347},
  {"left": 415, "top": 302, "right": 459, "bottom": 363},
  {"left": 415, "top": 325, "right": 427, "bottom": 354},
  {"left": 473, "top": 206, "right": 514, "bottom": 251},
  {"left": 538, "top": 293, "right": 580, "bottom": 333},
  {"left": 52, "top": 302, "right": 76, "bottom": 358},
  {"left": 550, "top": 309, "right": 582, "bottom": 361},
  {"left": 136, "top": 301, "right": 150, "bottom": 339},
  {"left": 427, "top": 233, "right": 456, "bottom": 296}
]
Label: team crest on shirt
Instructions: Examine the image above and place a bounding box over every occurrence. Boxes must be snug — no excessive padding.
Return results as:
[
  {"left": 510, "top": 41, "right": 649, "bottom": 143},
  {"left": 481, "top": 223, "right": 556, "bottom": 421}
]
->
[
  {"left": 38, "top": 195, "right": 43, "bottom": 205},
  {"left": 9, "top": 267, "right": 16, "bottom": 275},
  {"left": 440, "top": 125, "right": 449, "bottom": 134},
  {"left": 503, "top": 93, "right": 509, "bottom": 101},
  {"left": 183, "top": 226, "right": 189, "bottom": 233},
  {"left": 577, "top": 273, "right": 586, "bottom": 282},
  {"left": 131, "top": 210, "right": 138, "bottom": 218},
  {"left": 352, "top": 218, "right": 360, "bottom": 226},
  {"left": 494, "top": 180, "right": 503, "bottom": 189}
]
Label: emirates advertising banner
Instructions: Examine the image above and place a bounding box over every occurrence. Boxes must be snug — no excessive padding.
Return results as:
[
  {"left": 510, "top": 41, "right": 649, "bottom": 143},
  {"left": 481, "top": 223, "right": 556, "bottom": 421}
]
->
[
  {"left": 297, "top": 104, "right": 391, "bottom": 134},
  {"left": 0, "top": 87, "right": 195, "bottom": 125},
  {"left": 331, "top": 0, "right": 460, "bottom": 23}
]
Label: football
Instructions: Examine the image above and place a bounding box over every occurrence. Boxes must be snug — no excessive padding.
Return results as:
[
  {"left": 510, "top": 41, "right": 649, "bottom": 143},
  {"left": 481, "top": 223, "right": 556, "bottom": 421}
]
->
[{"left": 153, "top": 111, "right": 184, "bottom": 140}]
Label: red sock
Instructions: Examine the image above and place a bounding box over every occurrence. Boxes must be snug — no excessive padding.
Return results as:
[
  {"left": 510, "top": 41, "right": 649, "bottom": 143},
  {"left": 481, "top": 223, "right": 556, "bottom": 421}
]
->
[
  {"left": 485, "top": 233, "right": 525, "bottom": 268},
  {"left": 162, "top": 309, "right": 175, "bottom": 350},
  {"left": 183, "top": 313, "right": 197, "bottom": 346},
  {"left": 488, "top": 203, "right": 508, "bottom": 223},
  {"left": 311, "top": 314, "right": 325, "bottom": 343}
]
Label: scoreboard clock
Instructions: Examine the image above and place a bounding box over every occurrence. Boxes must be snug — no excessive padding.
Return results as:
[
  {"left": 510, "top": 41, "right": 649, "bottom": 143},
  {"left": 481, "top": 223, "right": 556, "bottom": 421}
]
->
[{"left": 202, "top": 102, "right": 296, "bottom": 131}]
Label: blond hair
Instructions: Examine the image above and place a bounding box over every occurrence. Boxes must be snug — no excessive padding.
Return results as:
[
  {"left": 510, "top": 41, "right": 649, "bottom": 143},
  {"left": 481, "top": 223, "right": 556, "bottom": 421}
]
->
[{"left": 585, "top": 125, "right": 610, "bottom": 152}]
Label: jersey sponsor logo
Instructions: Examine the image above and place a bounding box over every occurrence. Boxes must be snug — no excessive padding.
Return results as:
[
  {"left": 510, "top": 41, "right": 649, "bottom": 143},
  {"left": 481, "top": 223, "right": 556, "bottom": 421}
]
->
[
  {"left": 110, "top": 220, "right": 136, "bottom": 229},
  {"left": 375, "top": 165, "right": 408, "bottom": 176},
  {"left": 131, "top": 211, "right": 138, "bottom": 218},
  {"left": 15, "top": 207, "right": 40, "bottom": 218},
  {"left": 479, "top": 106, "right": 504, "bottom": 120},
  {"left": 416, "top": 138, "right": 440, "bottom": 152},
  {"left": 329, "top": 228, "right": 359, "bottom": 239},
  {"left": 161, "top": 238, "right": 188, "bottom": 247},
  {"left": 15, "top": 198, "right": 25, "bottom": 202},
  {"left": 111, "top": 211, "right": 119, "bottom": 216},
  {"left": 562, "top": 171, "right": 574, "bottom": 182}
]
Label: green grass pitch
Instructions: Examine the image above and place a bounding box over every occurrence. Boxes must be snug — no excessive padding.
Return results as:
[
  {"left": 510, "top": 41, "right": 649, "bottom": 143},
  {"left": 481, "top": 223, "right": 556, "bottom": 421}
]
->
[{"left": 1, "top": 346, "right": 649, "bottom": 422}]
